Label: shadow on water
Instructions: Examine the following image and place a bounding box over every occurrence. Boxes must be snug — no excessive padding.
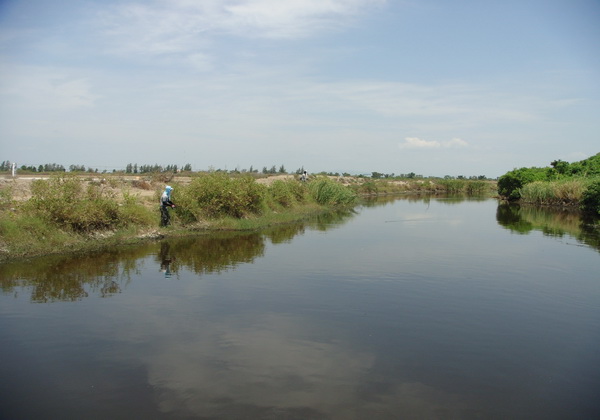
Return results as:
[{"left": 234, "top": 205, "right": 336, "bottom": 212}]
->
[
  {"left": 496, "top": 202, "right": 600, "bottom": 252},
  {"left": 0, "top": 208, "right": 358, "bottom": 302}
]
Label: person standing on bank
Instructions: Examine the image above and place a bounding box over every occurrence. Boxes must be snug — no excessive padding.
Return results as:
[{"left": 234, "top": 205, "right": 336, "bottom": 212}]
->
[{"left": 160, "top": 185, "right": 175, "bottom": 227}]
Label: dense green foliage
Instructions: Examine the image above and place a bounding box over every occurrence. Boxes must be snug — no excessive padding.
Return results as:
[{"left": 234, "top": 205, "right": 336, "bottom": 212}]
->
[
  {"left": 498, "top": 153, "right": 600, "bottom": 212},
  {"left": 581, "top": 180, "right": 600, "bottom": 216},
  {"left": 175, "top": 173, "right": 267, "bottom": 221},
  {"left": 307, "top": 177, "right": 357, "bottom": 205},
  {"left": 268, "top": 179, "right": 307, "bottom": 208},
  {"left": 23, "top": 176, "right": 154, "bottom": 232},
  {"left": 497, "top": 167, "right": 547, "bottom": 200}
]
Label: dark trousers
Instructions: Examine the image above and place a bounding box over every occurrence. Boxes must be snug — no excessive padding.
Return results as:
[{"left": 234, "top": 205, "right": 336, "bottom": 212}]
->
[{"left": 160, "top": 206, "right": 170, "bottom": 226}]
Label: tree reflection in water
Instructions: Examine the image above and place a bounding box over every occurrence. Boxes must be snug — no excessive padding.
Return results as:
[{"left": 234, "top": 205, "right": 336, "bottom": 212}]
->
[
  {"left": 496, "top": 202, "right": 600, "bottom": 252},
  {"left": 0, "top": 208, "right": 358, "bottom": 302}
]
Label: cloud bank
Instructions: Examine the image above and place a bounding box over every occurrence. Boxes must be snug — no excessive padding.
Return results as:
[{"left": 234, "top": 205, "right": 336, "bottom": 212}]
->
[{"left": 399, "top": 137, "right": 469, "bottom": 150}]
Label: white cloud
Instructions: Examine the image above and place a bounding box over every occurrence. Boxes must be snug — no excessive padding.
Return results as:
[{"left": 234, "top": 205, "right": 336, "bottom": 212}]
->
[
  {"left": 398, "top": 137, "right": 469, "bottom": 150},
  {"left": 97, "top": 0, "right": 385, "bottom": 56},
  {"left": 446, "top": 137, "right": 468, "bottom": 147}
]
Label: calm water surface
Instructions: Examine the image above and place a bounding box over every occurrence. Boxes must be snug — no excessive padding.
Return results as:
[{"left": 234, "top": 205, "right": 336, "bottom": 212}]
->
[{"left": 1, "top": 197, "right": 599, "bottom": 419}]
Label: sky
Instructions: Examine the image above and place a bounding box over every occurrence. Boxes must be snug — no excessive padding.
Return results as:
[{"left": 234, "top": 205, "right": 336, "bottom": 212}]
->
[{"left": 0, "top": 0, "right": 599, "bottom": 177}]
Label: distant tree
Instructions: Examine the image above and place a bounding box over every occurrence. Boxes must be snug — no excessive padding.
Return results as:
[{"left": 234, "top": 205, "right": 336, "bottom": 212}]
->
[
  {"left": 279, "top": 165, "right": 286, "bottom": 174},
  {"left": 69, "top": 164, "right": 86, "bottom": 172}
]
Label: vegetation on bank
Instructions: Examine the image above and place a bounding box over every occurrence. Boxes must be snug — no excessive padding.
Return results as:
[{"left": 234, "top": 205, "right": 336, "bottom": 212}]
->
[
  {"left": 497, "top": 153, "right": 600, "bottom": 215},
  {"left": 0, "top": 168, "right": 499, "bottom": 261},
  {"left": 0, "top": 174, "right": 358, "bottom": 260},
  {"left": 349, "top": 178, "right": 496, "bottom": 196}
]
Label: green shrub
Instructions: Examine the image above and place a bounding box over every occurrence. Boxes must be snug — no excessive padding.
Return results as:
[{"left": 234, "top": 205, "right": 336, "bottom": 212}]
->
[
  {"left": 497, "top": 167, "right": 547, "bottom": 200},
  {"left": 308, "top": 177, "right": 356, "bottom": 205},
  {"left": 25, "top": 177, "right": 120, "bottom": 232},
  {"left": 269, "top": 180, "right": 297, "bottom": 208},
  {"left": 23, "top": 176, "right": 152, "bottom": 232},
  {"left": 0, "top": 184, "right": 13, "bottom": 207},
  {"left": 358, "top": 181, "right": 378, "bottom": 195},
  {"left": 119, "top": 192, "right": 155, "bottom": 227},
  {"left": 581, "top": 180, "right": 600, "bottom": 215},
  {"left": 176, "top": 173, "right": 266, "bottom": 220}
]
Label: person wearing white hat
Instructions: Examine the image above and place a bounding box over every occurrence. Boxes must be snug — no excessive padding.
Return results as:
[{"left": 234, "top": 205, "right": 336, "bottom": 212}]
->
[{"left": 160, "top": 185, "right": 175, "bottom": 226}]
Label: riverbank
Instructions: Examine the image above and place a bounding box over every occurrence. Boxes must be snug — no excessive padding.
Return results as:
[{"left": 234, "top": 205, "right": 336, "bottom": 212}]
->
[{"left": 0, "top": 173, "right": 497, "bottom": 262}]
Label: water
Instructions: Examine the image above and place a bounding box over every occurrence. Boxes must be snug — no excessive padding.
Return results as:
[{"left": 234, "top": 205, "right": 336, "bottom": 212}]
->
[{"left": 1, "top": 197, "right": 599, "bottom": 419}]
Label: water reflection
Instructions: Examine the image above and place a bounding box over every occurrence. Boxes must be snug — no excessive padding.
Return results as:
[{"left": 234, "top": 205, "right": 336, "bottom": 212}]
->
[
  {"left": 0, "top": 244, "right": 154, "bottom": 302},
  {"left": 0, "top": 209, "right": 358, "bottom": 302},
  {"left": 496, "top": 203, "right": 600, "bottom": 252},
  {"left": 1, "top": 197, "right": 599, "bottom": 419}
]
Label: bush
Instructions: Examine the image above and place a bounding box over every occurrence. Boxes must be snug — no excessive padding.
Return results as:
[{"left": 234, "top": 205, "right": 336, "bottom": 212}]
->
[
  {"left": 25, "top": 177, "right": 120, "bottom": 232},
  {"left": 24, "top": 176, "right": 152, "bottom": 232},
  {"left": 581, "top": 180, "right": 600, "bottom": 215},
  {"left": 497, "top": 167, "right": 546, "bottom": 200},
  {"left": 176, "top": 173, "right": 266, "bottom": 220},
  {"left": 308, "top": 177, "right": 356, "bottom": 205},
  {"left": 268, "top": 180, "right": 297, "bottom": 208}
]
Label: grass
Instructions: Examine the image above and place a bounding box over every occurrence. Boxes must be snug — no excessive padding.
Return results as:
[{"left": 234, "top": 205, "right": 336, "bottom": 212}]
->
[
  {"left": 519, "top": 178, "right": 591, "bottom": 206},
  {"left": 0, "top": 173, "right": 357, "bottom": 261}
]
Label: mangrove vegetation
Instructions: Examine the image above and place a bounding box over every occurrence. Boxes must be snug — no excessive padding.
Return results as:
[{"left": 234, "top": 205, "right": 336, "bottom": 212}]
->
[{"left": 497, "top": 153, "right": 600, "bottom": 215}]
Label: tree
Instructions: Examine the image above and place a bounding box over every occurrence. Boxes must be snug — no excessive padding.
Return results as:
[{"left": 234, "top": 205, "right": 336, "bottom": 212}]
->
[
  {"left": 497, "top": 167, "right": 546, "bottom": 200},
  {"left": 581, "top": 180, "right": 600, "bottom": 215},
  {"left": 550, "top": 159, "right": 569, "bottom": 175}
]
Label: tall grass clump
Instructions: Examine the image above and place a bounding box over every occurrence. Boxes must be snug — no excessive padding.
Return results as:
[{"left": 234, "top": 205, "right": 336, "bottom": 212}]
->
[
  {"left": 307, "top": 177, "right": 357, "bottom": 205},
  {"left": 465, "top": 180, "right": 487, "bottom": 195},
  {"left": 175, "top": 173, "right": 266, "bottom": 222},
  {"left": 438, "top": 179, "right": 465, "bottom": 194},
  {"left": 268, "top": 179, "right": 307, "bottom": 208},
  {"left": 520, "top": 179, "right": 587, "bottom": 206}
]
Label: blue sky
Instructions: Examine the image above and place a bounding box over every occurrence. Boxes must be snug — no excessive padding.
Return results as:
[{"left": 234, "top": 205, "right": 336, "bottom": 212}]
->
[{"left": 0, "top": 0, "right": 598, "bottom": 177}]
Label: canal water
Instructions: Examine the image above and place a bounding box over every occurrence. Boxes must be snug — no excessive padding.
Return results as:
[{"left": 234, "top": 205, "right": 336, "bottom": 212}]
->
[{"left": 1, "top": 196, "right": 599, "bottom": 419}]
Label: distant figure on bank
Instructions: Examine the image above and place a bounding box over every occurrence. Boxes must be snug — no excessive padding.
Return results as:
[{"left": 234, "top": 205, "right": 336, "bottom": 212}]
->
[
  {"left": 160, "top": 185, "right": 175, "bottom": 227},
  {"left": 301, "top": 170, "right": 308, "bottom": 182}
]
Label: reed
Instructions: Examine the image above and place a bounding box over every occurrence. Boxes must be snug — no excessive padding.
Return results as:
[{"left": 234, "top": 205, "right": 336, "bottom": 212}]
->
[
  {"left": 307, "top": 176, "right": 357, "bottom": 205},
  {"left": 519, "top": 179, "right": 588, "bottom": 206}
]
